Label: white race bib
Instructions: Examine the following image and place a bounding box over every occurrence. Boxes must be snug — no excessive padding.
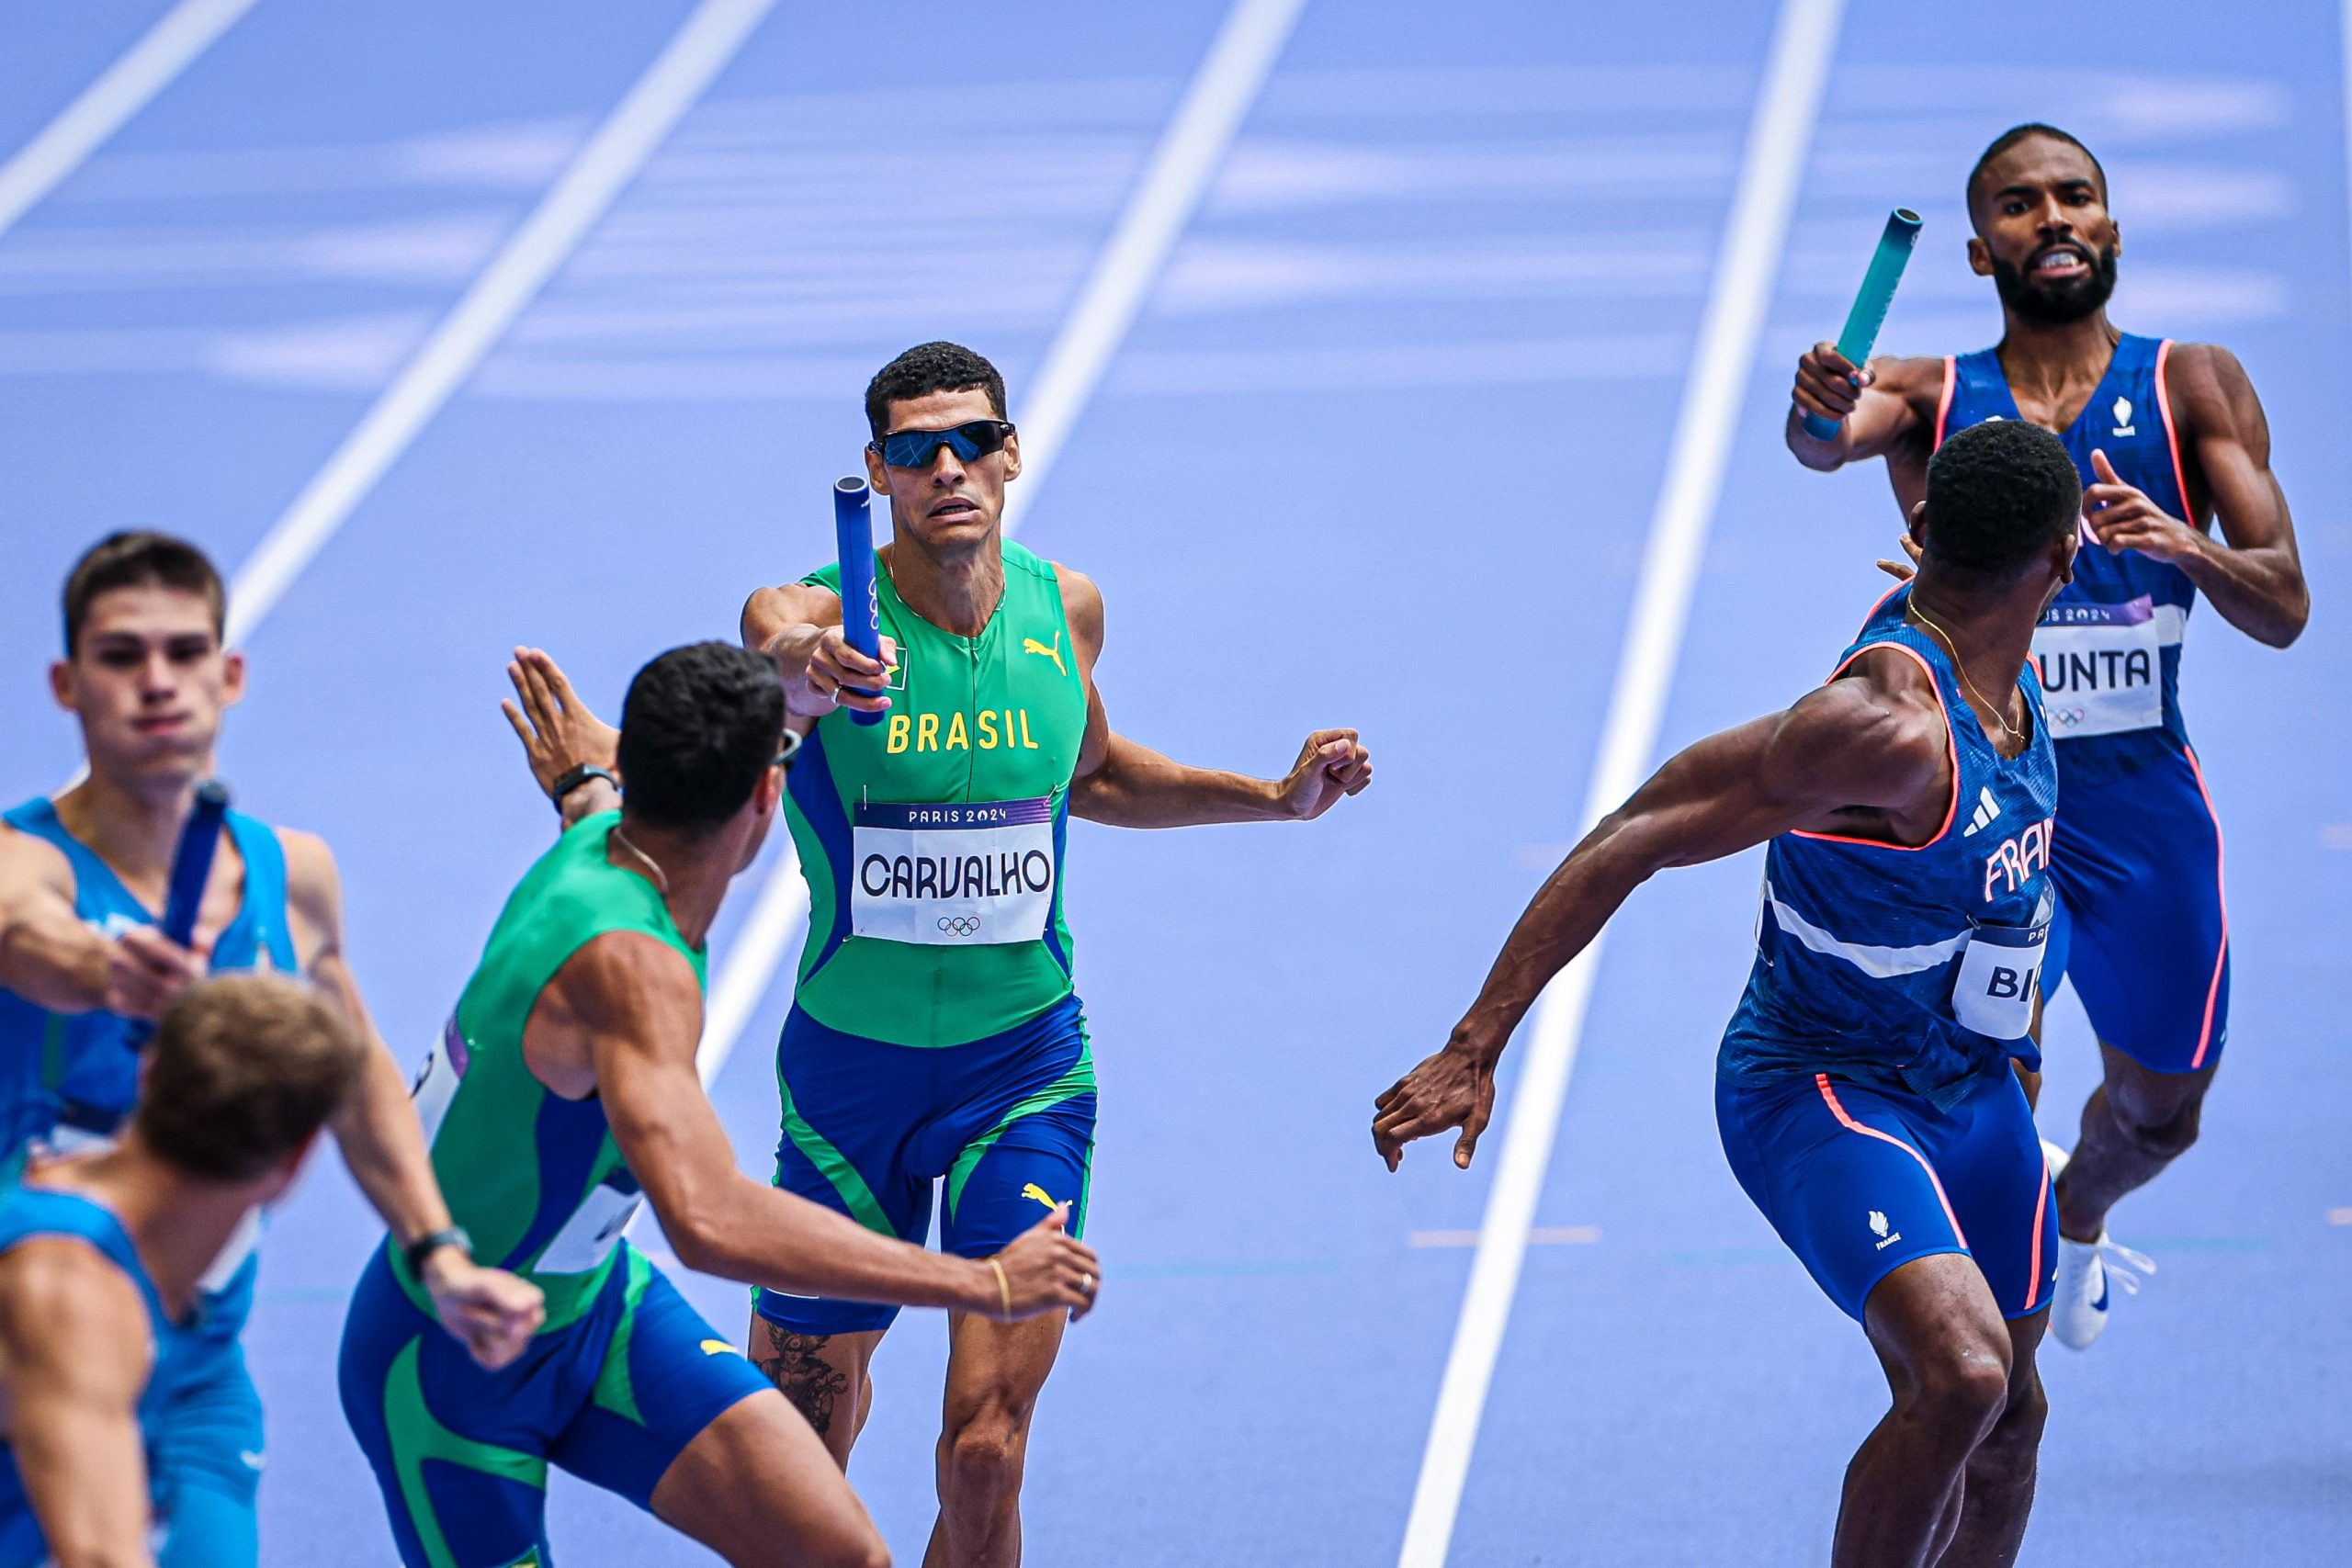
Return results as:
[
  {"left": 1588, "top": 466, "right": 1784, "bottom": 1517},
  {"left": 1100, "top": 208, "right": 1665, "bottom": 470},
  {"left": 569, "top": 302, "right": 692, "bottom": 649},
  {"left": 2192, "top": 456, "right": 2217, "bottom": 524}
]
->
[
  {"left": 410, "top": 1017, "right": 469, "bottom": 1145},
  {"left": 536, "top": 1168, "right": 642, "bottom": 1274},
  {"left": 851, "top": 798, "right": 1056, "bottom": 947},
  {"left": 2034, "top": 596, "right": 2164, "bottom": 739},
  {"left": 1951, "top": 921, "right": 2048, "bottom": 1040}
]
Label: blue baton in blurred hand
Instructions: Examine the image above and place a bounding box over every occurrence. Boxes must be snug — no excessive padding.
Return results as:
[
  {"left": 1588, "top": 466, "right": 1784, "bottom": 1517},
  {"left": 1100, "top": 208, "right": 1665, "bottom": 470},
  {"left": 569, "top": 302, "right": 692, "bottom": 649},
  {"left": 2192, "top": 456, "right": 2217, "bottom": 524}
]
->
[
  {"left": 129, "top": 778, "right": 230, "bottom": 1047},
  {"left": 1801, "top": 208, "right": 1923, "bottom": 440},
  {"left": 832, "top": 477, "right": 885, "bottom": 726}
]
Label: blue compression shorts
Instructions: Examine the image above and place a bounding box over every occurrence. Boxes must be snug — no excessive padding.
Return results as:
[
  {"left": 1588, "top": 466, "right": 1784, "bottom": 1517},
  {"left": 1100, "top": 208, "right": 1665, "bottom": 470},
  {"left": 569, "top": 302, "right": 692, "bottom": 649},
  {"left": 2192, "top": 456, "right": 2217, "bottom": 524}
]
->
[
  {"left": 339, "top": 1243, "right": 769, "bottom": 1568},
  {"left": 2046, "top": 744, "right": 2231, "bottom": 1074},
  {"left": 756, "top": 993, "right": 1096, "bottom": 1337},
  {"left": 1717, "top": 1065, "right": 2056, "bottom": 1322}
]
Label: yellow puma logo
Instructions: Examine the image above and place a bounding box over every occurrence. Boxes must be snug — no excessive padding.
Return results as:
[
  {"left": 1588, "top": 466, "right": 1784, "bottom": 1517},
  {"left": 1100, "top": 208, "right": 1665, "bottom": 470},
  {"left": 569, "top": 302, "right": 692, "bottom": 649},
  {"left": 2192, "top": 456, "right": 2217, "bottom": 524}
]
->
[
  {"left": 1021, "top": 1183, "right": 1058, "bottom": 1210},
  {"left": 1021, "top": 631, "right": 1067, "bottom": 677},
  {"left": 699, "top": 1338, "right": 741, "bottom": 1357}
]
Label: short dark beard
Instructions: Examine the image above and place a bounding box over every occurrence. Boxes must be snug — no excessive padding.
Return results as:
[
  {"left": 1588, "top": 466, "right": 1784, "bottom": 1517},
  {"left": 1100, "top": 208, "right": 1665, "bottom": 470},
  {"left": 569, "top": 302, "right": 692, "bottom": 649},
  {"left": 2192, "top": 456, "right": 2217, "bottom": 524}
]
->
[{"left": 1990, "top": 243, "right": 2118, "bottom": 324}]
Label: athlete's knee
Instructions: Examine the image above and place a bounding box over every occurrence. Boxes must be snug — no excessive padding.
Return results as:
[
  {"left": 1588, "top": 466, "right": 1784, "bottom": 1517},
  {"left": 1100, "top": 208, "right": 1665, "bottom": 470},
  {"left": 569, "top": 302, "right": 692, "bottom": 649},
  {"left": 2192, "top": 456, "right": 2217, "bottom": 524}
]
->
[
  {"left": 1897, "top": 1331, "right": 2012, "bottom": 1447},
  {"left": 791, "top": 1525, "right": 890, "bottom": 1568},
  {"left": 2109, "top": 1077, "right": 2207, "bottom": 1161},
  {"left": 938, "top": 1393, "right": 1032, "bottom": 1501}
]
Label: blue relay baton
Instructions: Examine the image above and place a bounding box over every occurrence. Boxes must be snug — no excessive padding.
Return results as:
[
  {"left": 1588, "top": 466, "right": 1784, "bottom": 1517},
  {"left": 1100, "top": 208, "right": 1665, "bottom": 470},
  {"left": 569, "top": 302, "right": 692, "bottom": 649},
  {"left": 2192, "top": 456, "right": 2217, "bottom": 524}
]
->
[
  {"left": 832, "top": 477, "right": 885, "bottom": 727},
  {"left": 1801, "top": 208, "right": 1923, "bottom": 441},
  {"left": 127, "top": 778, "right": 230, "bottom": 1048}
]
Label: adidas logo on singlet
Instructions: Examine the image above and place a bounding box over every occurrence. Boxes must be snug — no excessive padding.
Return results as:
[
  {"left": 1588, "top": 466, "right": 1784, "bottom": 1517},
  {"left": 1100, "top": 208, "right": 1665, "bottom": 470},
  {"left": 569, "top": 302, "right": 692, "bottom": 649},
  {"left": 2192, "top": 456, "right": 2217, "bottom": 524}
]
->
[{"left": 1963, "top": 786, "right": 2002, "bottom": 837}]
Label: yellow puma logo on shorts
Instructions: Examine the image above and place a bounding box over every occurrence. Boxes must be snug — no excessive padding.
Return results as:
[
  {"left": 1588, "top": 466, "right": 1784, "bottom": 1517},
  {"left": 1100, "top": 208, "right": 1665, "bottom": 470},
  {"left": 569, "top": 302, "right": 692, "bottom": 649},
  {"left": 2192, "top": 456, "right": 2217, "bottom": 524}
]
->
[
  {"left": 700, "top": 1338, "right": 741, "bottom": 1356},
  {"left": 1021, "top": 1183, "right": 1058, "bottom": 1210},
  {"left": 1022, "top": 632, "right": 1067, "bottom": 677}
]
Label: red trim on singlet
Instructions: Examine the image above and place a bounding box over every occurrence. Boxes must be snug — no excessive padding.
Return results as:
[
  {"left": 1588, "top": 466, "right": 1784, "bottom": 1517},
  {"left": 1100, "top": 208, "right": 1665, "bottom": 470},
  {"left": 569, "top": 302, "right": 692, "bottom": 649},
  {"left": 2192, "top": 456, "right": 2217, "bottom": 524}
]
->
[
  {"left": 1815, "top": 1074, "right": 1968, "bottom": 1247},
  {"left": 1790, "top": 640, "right": 1960, "bottom": 852},
  {"left": 1933, "top": 355, "right": 1956, "bottom": 446},
  {"left": 2022, "top": 1155, "right": 2051, "bottom": 1312},
  {"left": 2183, "top": 746, "right": 2231, "bottom": 1069},
  {"left": 2153, "top": 339, "right": 2194, "bottom": 521}
]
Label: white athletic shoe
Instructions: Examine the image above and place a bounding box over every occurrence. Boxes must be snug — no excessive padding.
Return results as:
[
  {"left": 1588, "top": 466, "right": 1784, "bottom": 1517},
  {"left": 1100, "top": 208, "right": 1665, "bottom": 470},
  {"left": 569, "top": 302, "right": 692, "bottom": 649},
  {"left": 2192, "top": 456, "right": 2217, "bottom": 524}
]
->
[
  {"left": 2041, "top": 1138, "right": 2070, "bottom": 1179},
  {"left": 2051, "top": 1228, "right": 2155, "bottom": 1350}
]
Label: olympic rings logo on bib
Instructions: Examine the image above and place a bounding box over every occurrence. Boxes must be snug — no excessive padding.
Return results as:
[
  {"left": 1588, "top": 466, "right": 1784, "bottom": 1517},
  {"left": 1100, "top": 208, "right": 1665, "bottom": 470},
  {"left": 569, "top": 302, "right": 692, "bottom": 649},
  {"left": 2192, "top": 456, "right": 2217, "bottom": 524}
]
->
[{"left": 938, "top": 915, "right": 983, "bottom": 937}]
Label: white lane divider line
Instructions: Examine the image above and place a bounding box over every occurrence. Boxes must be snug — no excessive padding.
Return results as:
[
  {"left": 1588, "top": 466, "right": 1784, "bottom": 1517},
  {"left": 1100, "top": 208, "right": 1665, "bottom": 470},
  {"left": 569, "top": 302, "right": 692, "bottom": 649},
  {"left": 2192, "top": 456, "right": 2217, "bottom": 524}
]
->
[
  {"left": 0, "top": 0, "right": 261, "bottom": 242},
  {"left": 688, "top": 0, "right": 1311, "bottom": 1087},
  {"left": 1392, "top": 3, "right": 1847, "bottom": 1564},
  {"left": 224, "top": 0, "right": 781, "bottom": 643}
]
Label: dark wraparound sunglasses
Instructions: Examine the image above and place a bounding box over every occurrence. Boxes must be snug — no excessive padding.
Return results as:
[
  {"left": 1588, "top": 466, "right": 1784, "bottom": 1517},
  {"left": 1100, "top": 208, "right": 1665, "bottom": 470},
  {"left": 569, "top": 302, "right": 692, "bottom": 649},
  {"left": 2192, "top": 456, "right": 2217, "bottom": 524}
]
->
[
  {"left": 775, "top": 731, "right": 801, "bottom": 772},
  {"left": 869, "top": 419, "right": 1014, "bottom": 470}
]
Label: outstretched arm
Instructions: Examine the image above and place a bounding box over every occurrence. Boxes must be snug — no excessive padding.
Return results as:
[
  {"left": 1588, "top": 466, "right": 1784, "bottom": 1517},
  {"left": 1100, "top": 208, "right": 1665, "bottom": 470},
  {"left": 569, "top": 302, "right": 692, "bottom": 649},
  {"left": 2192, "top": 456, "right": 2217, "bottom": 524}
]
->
[
  {"left": 561, "top": 936, "right": 1100, "bottom": 1320},
  {"left": 0, "top": 1242, "right": 158, "bottom": 1568},
  {"left": 1786, "top": 349, "right": 1943, "bottom": 471},
  {"left": 2084, "top": 344, "right": 2308, "bottom": 648},
  {"left": 0, "top": 828, "right": 203, "bottom": 1020},
  {"left": 1058, "top": 567, "right": 1373, "bottom": 827},
  {"left": 283, "top": 834, "right": 546, "bottom": 1369},
  {"left": 1372, "top": 669, "right": 1945, "bottom": 1169}
]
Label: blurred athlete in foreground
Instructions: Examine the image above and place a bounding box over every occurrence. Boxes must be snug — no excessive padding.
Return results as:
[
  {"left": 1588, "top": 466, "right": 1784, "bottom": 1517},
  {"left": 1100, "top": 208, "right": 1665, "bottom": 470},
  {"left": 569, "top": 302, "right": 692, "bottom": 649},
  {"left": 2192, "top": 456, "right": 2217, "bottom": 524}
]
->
[
  {"left": 0, "top": 975, "right": 363, "bottom": 1568},
  {"left": 1379, "top": 420, "right": 2083, "bottom": 1567},
  {"left": 343, "top": 642, "right": 1098, "bottom": 1568},
  {"left": 1787, "top": 124, "right": 2311, "bottom": 1348},
  {"left": 0, "top": 533, "right": 543, "bottom": 1566}
]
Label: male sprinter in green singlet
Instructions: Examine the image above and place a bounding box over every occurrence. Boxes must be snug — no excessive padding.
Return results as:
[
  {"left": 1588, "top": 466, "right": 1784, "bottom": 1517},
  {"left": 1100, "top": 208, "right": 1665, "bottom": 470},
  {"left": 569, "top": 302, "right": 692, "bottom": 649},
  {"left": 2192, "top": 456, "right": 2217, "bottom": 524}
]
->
[
  {"left": 341, "top": 642, "right": 1100, "bottom": 1568},
  {"left": 741, "top": 342, "right": 1374, "bottom": 1566}
]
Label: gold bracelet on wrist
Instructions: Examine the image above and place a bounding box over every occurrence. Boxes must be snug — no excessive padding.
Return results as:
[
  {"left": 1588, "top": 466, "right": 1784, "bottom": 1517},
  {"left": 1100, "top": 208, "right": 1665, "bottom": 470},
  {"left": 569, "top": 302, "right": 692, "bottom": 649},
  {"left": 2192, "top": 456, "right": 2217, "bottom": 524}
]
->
[{"left": 987, "top": 1257, "right": 1011, "bottom": 1317}]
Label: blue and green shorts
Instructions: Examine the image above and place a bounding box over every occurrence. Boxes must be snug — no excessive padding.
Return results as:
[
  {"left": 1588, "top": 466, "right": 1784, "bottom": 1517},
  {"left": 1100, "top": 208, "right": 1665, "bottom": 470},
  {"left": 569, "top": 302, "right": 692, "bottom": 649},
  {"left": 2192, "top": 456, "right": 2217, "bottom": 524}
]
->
[
  {"left": 339, "top": 1243, "right": 768, "bottom": 1568},
  {"left": 756, "top": 992, "right": 1096, "bottom": 1336}
]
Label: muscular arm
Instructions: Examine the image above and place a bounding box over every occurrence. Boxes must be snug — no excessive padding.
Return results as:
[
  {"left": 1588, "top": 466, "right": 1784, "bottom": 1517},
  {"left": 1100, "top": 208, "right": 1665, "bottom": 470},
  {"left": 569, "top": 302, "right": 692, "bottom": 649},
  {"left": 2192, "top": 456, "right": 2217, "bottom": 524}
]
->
[
  {"left": 2159, "top": 343, "right": 2310, "bottom": 647},
  {"left": 283, "top": 834, "right": 448, "bottom": 1248},
  {"left": 1059, "top": 568, "right": 1371, "bottom": 827},
  {"left": 1373, "top": 664, "right": 1945, "bottom": 1168},
  {"left": 0, "top": 829, "right": 107, "bottom": 1013},
  {"left": 1786, "top": 351, "right": 1945, "bottom": 471},
  {"left": 554, "top": 937, "right": 997, "bottom": 1310},
  {"left": 285, "top": 835, "right": 544, "bottom": 1362},
  {"left": 0, "top": 829, "right": 200, "bottom": 1021},
  {"left": 0, "top": 1242, "right": 157, "bottom": 1568}
]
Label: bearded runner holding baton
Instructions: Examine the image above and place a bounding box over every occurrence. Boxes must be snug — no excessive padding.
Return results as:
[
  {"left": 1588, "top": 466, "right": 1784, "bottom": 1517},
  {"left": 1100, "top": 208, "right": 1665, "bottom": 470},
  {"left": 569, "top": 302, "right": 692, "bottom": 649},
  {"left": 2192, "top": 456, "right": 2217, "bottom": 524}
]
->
[{"left": 1788, "top": 124, "right": 2311, "bottom": 1349}]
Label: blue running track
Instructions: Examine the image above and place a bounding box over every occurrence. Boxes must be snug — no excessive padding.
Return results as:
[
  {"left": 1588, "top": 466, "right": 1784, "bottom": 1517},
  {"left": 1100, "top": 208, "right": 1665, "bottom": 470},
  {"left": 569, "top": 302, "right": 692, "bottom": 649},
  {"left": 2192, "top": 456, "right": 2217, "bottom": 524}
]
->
[{"left": 2, "top": 2, "right": 2346, "bottom": 1562}]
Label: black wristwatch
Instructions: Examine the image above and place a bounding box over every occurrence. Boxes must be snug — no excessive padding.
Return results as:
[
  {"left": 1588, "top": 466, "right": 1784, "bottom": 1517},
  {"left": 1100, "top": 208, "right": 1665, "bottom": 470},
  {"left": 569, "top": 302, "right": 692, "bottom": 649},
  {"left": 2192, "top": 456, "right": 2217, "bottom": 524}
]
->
[
  {"left": 404, "top": 1226, "right": 472, "bottom": 1277},
  {"left": 549, "top": 764, "right": 619, "bottom": 812}
]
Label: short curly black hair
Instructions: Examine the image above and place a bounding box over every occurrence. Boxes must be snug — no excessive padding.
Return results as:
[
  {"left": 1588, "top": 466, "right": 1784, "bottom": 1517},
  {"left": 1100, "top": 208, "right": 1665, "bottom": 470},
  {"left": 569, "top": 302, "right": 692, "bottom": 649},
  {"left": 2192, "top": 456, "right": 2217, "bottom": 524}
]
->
[
  {"left": 865, "top": 342, "right": 1007, "bottom": 438},
  {"left": 1922, "top": 419, "right": 2082, "bottom": 577},
  {"left": 617, "top": 642, "right": 786, "bottom": 832},
  {"left": 1966, "top": 123, "right": 2107, "bottom": 225}
]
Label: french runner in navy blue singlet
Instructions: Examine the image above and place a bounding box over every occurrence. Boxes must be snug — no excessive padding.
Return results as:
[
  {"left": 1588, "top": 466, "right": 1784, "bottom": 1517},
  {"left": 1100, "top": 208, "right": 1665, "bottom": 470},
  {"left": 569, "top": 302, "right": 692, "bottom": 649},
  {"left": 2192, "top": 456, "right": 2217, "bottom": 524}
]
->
[
  {"left": 0, "top": 533, "right": 544, "bottom": 1566},
  {"left": 1376, "top": 421, "right": 2085, "bottom": 1566},
  {"left": 1784, "top": 124, "right": 2310, "bottom": 1350}
]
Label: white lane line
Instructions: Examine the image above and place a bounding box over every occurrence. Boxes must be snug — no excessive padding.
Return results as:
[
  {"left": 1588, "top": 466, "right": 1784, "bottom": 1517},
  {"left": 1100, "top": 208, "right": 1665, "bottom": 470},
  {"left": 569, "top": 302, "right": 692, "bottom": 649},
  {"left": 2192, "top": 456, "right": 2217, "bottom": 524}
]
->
[
  {"left": 223, "top": 0, "right": 780, "bottom": 643},
  {"left": 1392, "top": 3, "right": 1846, "bottom": 1563},
  {"left": 688, "top": 0, "right": 1309, "bottom": 1086},
  {"left": 1002, "top": 0, "right": 1308, "bottom": 529},
  {"left": 0, "top": 0, "right": 261, "bottom": 242}
]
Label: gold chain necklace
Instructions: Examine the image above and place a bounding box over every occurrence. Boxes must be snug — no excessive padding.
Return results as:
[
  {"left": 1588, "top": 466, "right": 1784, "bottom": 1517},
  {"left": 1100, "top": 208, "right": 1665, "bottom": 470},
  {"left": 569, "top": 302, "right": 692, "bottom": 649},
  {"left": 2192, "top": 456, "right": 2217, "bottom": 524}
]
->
[{"left": 1906, "top": 602, "right": 2027, "bottom": 750}]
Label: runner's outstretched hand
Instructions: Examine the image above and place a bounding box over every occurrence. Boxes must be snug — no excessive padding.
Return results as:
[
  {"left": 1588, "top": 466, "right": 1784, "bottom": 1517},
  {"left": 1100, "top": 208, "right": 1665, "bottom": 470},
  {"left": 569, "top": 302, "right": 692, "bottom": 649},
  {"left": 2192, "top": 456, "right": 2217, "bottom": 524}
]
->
[
  {"left": 1274, "top": 728, "right": 1373, "bottom": 820},
  {"left": 1373, "top": 1044, "right": 1497, "bottom": 1172},
  {"left": 989, "top": 1206, "right": 1102, "bottom": 1323},
  {"left": 420, "top": 1250, "right": 547, "bottom": 1371},
  {"left": 503, "top": 647, "right": 619, "bottom": 795}
]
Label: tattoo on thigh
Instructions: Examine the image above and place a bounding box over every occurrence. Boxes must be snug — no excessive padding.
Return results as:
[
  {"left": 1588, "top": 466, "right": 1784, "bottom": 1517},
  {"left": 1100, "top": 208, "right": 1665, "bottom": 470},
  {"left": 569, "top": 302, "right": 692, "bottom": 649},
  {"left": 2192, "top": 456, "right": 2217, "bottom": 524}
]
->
[{"left": 752, "top": 1323, "right": 848, "bottom": 1435}]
